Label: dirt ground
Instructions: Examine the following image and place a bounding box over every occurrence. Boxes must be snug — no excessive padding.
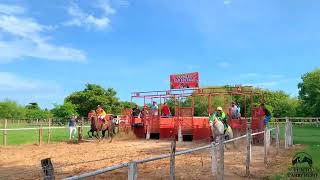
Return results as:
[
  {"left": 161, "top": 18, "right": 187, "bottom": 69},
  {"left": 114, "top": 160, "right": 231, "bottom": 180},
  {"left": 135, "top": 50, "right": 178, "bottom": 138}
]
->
[{"left": 0, "top": 134, "right": 303, "bottom": 180}]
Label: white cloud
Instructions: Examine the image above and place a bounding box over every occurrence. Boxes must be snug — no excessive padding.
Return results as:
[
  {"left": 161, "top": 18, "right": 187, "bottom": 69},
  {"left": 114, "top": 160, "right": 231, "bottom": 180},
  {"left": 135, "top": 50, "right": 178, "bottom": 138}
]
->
[
  {"left": 218, "top": 61, "right": 231, "bottom": 68},
  {"left": 98, "top": 0, "right": 116, "bottom": 15},
  {"left": 244, "top": 81, "right": 278, "bottom": 88},
  {"left": 65, "top": 1, "right": 113, "bottom": 30},
  {"left": 0, "top": 72, "right": 60, "bottom": 92},
  {"left": 0, "top": 3, "right": 86, "bottom": 62},
  {"left": 0, "top": 4, "right": 25, "bottom": 15},
  {"left": 223, "top": 1, "right": 232, "bottom": 5}
]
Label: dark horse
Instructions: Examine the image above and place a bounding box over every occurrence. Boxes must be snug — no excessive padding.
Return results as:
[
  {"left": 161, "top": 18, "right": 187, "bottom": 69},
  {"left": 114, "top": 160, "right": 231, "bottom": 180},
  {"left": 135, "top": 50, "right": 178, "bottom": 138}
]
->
[{"left": 87, "top": 111, "right": 115, "bottom": 142}]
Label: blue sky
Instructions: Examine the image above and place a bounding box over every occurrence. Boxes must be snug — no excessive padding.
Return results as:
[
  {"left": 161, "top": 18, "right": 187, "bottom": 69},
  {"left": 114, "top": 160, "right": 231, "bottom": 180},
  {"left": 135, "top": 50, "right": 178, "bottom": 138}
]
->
[{"left": 0, "top": 0, "right": 319, "bottom": 109}]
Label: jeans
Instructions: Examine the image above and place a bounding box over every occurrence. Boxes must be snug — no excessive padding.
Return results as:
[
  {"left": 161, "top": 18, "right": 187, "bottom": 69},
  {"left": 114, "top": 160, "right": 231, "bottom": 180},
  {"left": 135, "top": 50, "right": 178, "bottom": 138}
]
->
[
  {"left": 264, "top": 115, "right": 271, "bottom": 126},
  {"left": 69, "top": 126, "right": 77, "bottom": 139}
]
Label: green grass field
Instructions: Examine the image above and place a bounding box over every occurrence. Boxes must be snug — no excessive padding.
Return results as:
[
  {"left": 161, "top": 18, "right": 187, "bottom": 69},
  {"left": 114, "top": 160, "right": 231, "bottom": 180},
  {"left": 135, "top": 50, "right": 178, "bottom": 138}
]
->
[
  {"left": 0, "top": 123, "right": 91, "bottom": 145},
  {"left": 271, "top": 124, "right": 320, "bottom": 180}
]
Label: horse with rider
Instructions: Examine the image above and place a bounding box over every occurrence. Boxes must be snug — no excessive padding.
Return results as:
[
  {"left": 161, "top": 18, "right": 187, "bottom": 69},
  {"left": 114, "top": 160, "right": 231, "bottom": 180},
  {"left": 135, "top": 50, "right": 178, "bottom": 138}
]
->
[
  {"left": 87, "top": 105, "right": 116, "bottom": 142},
  {"left": 209, "top": 106, "right": 234, "bottom": 145}
]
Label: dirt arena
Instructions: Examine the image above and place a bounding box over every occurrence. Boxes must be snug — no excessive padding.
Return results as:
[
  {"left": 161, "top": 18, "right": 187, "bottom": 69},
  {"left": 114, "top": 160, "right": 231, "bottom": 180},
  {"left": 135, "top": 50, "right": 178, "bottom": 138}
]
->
[{"left": 0, "top": 134, "right": 302, "bottom": 180}]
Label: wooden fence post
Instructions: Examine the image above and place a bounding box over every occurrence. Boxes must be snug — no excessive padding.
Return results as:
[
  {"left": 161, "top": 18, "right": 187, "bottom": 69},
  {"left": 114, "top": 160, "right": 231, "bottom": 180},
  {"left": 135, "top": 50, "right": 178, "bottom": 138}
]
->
[
  {"left": 276, "top": 124, "right": 280, "bottom": 154},
  {"left": 41, "top": 158, "right": 55, "bottom": 180},
  {"left": 178, "top": 123, "right": 183, "bottom": 142},
  {"left": 211, "top": 142, "right": 218, "bottom": 177},
  {"left": 47, "top": 119, "right": 51, "bottom": 144},
  {"left": 78, "top": 117, "right": 84, "bottom": 142},
  {"left": 3, "top": 119, "right": 7, "bottom": 146},
  {"left": 285, "top": 117, "right": 289, "bottom": 149},
  {"left": 219, "top": 136, "right": 224, "bottom": 180},
  {"left": 266, "top": 129, "right": 270, "bottom": 150},
  {"left": 128, "top": 161, "right": 138, "bottom": 180},
  {"left": 264, "top": 127, "right": 267, "bottom": 164},
  {"left": 39, "top": 126, "right": 43, "bottom": 146},
  {"left": 290, "top": 122, "right": 293, "bottom": 147},
  {"left": 170, "top": 140, "right": 176, "bottom": 180},
  {"left": 146, "top": 124, "right": 150, "bottom": 140},
  {"left": 246, "top": 129, "right": 252, "bottom": 177}
]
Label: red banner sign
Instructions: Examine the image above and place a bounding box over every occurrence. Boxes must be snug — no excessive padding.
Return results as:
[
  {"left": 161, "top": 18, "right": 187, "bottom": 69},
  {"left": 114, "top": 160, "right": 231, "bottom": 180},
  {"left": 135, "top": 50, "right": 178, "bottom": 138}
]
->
[{"left": 170, "top": 72, "right": 199, "bottom": 89}]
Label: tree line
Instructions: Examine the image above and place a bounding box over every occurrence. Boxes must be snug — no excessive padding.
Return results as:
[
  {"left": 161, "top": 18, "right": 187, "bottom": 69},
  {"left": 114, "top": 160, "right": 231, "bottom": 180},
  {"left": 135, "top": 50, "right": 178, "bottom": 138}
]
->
[{"left": 1, "top": 69, "right": 320, "bottom": 121}]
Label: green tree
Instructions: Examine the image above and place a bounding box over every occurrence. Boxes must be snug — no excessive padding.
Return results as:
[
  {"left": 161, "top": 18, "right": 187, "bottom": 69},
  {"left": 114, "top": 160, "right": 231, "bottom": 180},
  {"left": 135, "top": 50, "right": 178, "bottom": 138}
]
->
[
  {"left": 65, "top": 84, "right": 122, "bottom": 116},
  {"left": 0, "top": 99, "right": 26, "bottom": 119},
  {"left": 51, "top": 102, "right": 77, "bottom": 119},
  {"left": 298, "top": 69, "right": 320, "bottom": 117}
]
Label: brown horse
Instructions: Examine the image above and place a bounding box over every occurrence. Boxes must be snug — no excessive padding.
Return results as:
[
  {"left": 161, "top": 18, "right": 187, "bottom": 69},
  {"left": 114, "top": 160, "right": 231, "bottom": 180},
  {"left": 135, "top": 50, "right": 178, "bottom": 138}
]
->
[{"left": 88, "top": 110, "right": 115, "bottom": 142}]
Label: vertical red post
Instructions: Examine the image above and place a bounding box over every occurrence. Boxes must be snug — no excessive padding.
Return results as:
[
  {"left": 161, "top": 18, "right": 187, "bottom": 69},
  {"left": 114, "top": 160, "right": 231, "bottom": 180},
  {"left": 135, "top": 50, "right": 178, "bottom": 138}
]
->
[
  {"left": 208, "top": 95, "right": 212, "bottom": 115},
  {"left": 192, "top": 96, "right": 195, "bottom": 116},
  {"left": 159, "top": 95, "right": 162, "bottom": 118},
  {"left": 223, "top": 94, "right": 227, "bottom": 111},
  {"left": 244, "top": 95, "right": 248, "bottom": 132}
]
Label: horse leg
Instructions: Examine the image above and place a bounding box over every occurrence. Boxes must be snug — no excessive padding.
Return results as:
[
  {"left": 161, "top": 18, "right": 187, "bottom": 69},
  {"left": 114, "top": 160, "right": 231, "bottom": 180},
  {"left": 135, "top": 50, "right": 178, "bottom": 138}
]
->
[
  {"left": 102, "top": 130, "right": 106, "bottom": 138},
  {"left": 109, "top": 127, "right": 113, "bottom": 143},
  {"left": 96, "top": 130, "right": 101, "bottom": 139},
  {"left": 88, "top": 129, "right": 94, "bottom": 138}
]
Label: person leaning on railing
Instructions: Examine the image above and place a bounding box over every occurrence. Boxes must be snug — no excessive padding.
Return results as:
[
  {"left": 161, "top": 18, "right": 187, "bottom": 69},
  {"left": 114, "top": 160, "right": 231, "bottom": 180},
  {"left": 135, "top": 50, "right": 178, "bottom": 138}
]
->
[
  {"left": 132, "top": 105, "right": 141, "bottom": 118},
  {"left": 260, "top": 103, "right": 272, "bottom": 126},
  {"left": 161, "top": 102, "right": 171, "bottom": 118}
]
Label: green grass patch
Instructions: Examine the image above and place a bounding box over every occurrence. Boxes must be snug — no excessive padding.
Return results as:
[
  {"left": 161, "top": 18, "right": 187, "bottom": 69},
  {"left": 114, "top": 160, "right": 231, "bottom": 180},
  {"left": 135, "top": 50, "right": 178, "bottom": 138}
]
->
[
  {"left": 0, "top": 126, "right": 91, "bottom": 145},
  {"left": 271, "top": 125, "right": 320, "bottom": 179}
]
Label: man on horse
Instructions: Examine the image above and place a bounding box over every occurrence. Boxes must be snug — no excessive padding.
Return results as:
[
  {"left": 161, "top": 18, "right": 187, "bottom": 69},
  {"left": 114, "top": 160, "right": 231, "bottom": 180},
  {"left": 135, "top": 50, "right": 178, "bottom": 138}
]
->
[
  {"left": 96, "top": 105, "right": 107, "bottom": 124},
  {"left": 209, "top": 106, "right": 229, "bottom": 134}
]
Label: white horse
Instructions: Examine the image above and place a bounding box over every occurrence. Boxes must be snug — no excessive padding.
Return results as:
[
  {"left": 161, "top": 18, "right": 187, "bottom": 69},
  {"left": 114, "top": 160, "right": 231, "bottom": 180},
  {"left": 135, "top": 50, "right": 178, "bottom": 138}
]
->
[{"left": 210, "top": 117, "right": 234, "bottom": 145}]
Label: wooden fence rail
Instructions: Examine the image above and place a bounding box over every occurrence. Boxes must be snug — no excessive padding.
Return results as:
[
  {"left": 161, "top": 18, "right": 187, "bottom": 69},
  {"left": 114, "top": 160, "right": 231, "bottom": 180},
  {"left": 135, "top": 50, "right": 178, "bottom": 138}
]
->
[{"left": 62, "top": 124, "right": 287, "bottom": 180}]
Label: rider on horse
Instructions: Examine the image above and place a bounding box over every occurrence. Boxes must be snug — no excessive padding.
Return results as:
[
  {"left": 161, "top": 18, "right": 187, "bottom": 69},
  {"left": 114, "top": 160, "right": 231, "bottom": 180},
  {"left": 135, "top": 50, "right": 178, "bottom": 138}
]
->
[
  {"left": 209, "top": 106, "right": 229, "bottom": 134},
  {"left": 96, "top": 105, "right": 107, "bottom": 124}
]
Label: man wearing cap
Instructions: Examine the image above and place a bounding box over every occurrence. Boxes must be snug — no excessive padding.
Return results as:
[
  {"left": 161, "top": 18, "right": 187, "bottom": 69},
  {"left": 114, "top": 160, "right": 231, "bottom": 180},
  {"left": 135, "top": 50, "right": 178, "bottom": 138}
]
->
[
  {"left": 96, "top": 105, "right": 107, "bottom": 123},
  {"left": 209, "top": 106, "right": 229, "bottom": 134},
  {"left": 69, "top": 114, "right": 77, "bottom": 139},
  {"left": 151, "top": 101, "right": 158, "bottom": 116},
  {"left": 231, "top": 102, "right": 239, "bottom": 119}
]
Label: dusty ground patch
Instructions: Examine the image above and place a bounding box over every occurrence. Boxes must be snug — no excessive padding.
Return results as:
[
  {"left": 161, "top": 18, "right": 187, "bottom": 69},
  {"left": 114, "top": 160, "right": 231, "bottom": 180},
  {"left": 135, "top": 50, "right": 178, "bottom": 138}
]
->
[{"left": 0, "top": 138, "right": 300, "bottom": 180}]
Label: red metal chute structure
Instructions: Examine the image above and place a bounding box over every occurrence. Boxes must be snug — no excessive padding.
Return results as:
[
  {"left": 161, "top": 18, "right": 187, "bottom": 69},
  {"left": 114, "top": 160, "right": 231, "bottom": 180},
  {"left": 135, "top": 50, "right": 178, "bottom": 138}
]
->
[{"left": 124, "top": 86, "right": 265, "bottom": 142}]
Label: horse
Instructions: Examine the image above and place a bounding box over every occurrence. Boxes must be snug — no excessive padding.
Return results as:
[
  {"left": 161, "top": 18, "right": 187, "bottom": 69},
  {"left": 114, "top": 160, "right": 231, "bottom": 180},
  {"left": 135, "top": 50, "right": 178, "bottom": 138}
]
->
[
  {"left": 87, "top": 111, "right": 115, "bottom": 142},
  {"left": 210, "top": 117, "right": 234, "bottom": 149}
]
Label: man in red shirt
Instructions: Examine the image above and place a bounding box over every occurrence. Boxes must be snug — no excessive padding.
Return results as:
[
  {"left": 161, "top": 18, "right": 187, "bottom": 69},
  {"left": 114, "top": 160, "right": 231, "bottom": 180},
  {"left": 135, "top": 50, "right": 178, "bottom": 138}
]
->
[{"left": 161, "top": 102, "right": 171, "bottom": 117}]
